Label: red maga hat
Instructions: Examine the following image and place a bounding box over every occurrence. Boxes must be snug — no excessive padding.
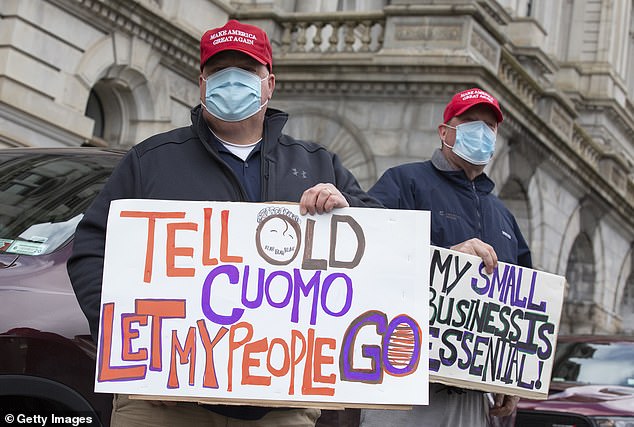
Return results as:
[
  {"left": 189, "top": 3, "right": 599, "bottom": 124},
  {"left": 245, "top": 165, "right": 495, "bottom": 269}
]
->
[
  {"left": 200, "top": 20, "right": 273, "bottom": 71},
  {"left": 443, "top": 88, "right": 503, "bottom": 123}
]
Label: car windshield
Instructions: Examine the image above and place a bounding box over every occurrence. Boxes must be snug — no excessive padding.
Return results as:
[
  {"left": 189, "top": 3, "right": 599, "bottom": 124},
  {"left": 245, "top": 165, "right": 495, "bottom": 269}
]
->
[
  {"left": 551, "top": 340, "right": 634, "bottom": 387},
  {"left": 0, "top": 151, "right": 120, "bottom": 255}
]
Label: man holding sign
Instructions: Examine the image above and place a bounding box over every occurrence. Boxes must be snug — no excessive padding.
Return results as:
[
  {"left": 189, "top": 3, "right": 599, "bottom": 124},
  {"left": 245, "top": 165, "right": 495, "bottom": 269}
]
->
[
  {"left": 363, "top": 88, "right": 532, "bottom": 427},
  {"left": 68, "top": 19, "right": 380, "bottom": 427}
]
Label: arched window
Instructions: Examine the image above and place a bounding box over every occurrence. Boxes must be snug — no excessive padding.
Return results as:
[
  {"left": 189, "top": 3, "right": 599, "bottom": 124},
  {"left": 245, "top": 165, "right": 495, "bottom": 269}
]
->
[
  {"left": 620, "top": 272, "right": 634, "bottom": 332},
  {"left": 565, "top": 233, "right": 596, "bottom": 302},
  {"left": 83, "top": 78, "right": 136, "bottom": 147},
  {"left": 85, "top": 89, "right": 105, "bottom": 141}
]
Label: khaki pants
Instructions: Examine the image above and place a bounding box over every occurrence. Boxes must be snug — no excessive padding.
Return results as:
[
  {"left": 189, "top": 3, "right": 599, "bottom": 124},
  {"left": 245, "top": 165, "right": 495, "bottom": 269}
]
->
[{"left": 111, "top": 394, "right": 321, "bottom": 427}]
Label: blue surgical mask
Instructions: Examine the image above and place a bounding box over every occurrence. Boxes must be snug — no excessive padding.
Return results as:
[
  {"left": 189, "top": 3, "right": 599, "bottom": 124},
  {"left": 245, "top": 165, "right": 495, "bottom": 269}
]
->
[
  {"left": 443, "top": 120, "right": 496, "bottom": 165},
  {"left": 202, "top": 67, "right": 268, "bottom": 122}
]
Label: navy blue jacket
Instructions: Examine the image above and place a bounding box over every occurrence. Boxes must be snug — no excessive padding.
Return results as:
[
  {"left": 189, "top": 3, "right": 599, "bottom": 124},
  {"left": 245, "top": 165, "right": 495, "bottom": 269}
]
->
[
  {"left": 67, "top": 105, "right": 380, "bottom": 420},
  {"left": 368, "top": 152, "right": 531, "bottom": 267}
]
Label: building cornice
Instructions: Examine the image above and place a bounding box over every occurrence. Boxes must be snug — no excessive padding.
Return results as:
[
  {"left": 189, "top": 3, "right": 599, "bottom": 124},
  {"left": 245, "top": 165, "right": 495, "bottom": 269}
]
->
[
  {"left": 48, "top": 0, "right": 200, "bottom": 80},
  {"left": 273, "top": 61, "right": 634, "bottom": 233},
  {"left": 42, "top": 1, "right": 633, "bottom": 230}
]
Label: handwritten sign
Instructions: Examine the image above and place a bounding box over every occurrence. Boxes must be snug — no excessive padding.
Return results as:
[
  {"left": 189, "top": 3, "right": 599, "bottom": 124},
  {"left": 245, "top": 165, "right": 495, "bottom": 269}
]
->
[
  {"left": 428, "top": 246, "right": 565, "bottom": 399},
  {"left": 95, "top": 200, "right": 431, "bottom": 407}
]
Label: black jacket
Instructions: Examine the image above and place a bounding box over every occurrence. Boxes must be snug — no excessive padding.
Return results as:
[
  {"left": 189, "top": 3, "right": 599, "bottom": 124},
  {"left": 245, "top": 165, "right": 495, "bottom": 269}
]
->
[{"left": 67, "top": 105, "right": 380, "bottom": 419}]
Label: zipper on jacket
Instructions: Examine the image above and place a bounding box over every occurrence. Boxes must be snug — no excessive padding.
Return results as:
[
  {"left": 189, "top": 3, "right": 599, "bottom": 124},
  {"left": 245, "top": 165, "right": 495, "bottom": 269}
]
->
[
  {"left": 195, "top": 108, "right": 249, "bottom": 201},
  {"left": 261, "top": 157, "right": 270, "bottom": 201},
  {"left": 471, "top": 181, "right": 483, "bottom": 239},
  {"left": 214, "top": 154, "right": 249, "bottom": 201},
  {"left": 260, "top": 118, "right": 271, "bottom": 201}
]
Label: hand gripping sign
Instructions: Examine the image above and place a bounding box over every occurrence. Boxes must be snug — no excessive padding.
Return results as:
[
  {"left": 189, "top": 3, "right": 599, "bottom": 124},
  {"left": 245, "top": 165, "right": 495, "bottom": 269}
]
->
[
  {"left": 95, "top": 200, "right": 430, "bottom": 408},
  {"left": 428, "top": 246, "right": 565, "bottom": 399}
]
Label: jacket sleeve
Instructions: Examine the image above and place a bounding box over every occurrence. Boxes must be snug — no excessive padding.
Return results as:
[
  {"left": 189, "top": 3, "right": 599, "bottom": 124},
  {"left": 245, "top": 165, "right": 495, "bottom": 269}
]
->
[
  {"left": 368, "top": 167, "right": 411, "bottom": 209},
  {"left": 67, "top": 149, "right": 140, "bottom": 342},
  {"left": 514, "top": 218, "right": 533, "bottom": 268},
  {"left": 331, "top": 153, "right": 383, "bottom": 208}
]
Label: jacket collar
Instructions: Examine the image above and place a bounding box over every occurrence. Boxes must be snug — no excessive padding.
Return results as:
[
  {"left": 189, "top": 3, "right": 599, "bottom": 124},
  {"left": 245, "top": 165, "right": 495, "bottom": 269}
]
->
[
  {"left": 191, "top": 105, "right": 288, "bottom": 151},
  {"left": 431, "top": 148, "right": 495, "bottom": 194},
  {"left": 263, "top": 107, "right": 289, "bottom": 140}
]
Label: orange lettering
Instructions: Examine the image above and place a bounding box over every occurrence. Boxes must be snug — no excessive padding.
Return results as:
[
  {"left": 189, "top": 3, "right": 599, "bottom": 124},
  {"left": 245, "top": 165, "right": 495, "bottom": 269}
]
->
[
  {"left": 267, "top": 338, "right": 290, "bottom": 377},
  {"left": 202, "top": 208, "right": 218, "bottom": 266},
  {"left": 168, "top": 327, "right": 196, "bottom": 388},
  {"left": 120, "top": 210, "right": 185, "bottom": 283},
  {"left": 313, "top": 337, "right": 336, "bottom": 389},
  {"left": 242, "top": 338, "right": 271, "bottom": 386},
  {"left": 166, "top": 222, "right": 197, "bottom": 277},
  {"left": 135, "top": 299, "right": 186, "bottom": 371},
  {"left": 197, "top": 320, "right": 228, "bottom": 389},
  {"left": 220, "top": 210, "right": 242, "bottom": 263},
  {"left": 289, "top": 329, "right": 306, "bottom": 395},
  {"left": 228, "top": 321, "right": 253, "bottom": 392},
  {"left": 98, "top": 303, "right": 146, "bottom": 382},
  {"left": 301, "top": 329, "right": 334, "bottom": 396},
  {"left": 121, "top": 314, "right": 148, "bottom": 361}
]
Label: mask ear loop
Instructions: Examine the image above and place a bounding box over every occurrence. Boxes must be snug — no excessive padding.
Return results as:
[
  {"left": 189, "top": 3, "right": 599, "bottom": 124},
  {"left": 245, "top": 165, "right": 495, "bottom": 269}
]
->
[{"left": 439, "top": 123, "right": 456, "bottom": 149}]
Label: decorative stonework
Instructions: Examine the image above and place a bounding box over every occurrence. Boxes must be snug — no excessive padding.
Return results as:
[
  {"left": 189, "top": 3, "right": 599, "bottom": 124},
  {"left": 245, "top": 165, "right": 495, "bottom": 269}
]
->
[
  {"left": 470, "top": 24, "right": 499, "bottom": 69},
  {"left": 394, "top": 23, "right": 462, "bottom": 42},
  {"left": 550, "top": 103, "right": 574, "bottom": 140},
  {"left": 278, "top": 15, "right": 385, "bottom": 54},
  {"left": 600, "top": 157, "right": 627, "bottom": 195},
  {"left": 52, "top": 0, "right": 199, "bottom": 78},
  {"left": 572, "top": 127, "right": 601, "bottom": 169},
  {"left": 498, "top": 53, "right": 539, "bottom": 109},
  {"left": 275, "top": 78, "right": 468, "bottom": 98}
]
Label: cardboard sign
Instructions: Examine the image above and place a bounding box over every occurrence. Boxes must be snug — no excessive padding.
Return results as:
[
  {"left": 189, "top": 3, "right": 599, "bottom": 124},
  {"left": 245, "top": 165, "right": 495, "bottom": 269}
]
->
[
  {"left": 95, "top": 200, "right": 431, "bottom": 408},
  {"left": 428, "top": 246, "right": 565, "bottom": 399}
]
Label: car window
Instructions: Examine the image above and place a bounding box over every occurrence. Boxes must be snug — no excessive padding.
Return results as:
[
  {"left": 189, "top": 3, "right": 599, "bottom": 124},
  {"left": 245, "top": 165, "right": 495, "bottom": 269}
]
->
[
  {"left": 0, "top": 152, "right": 120, "bottom": 255},
  {"left": 551, "top": 341, "right": 634, "bottom": 387}
]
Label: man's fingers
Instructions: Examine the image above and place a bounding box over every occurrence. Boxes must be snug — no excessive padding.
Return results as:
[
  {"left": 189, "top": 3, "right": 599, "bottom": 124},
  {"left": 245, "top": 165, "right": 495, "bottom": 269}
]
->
[
  {"left": 299, "top": 184, "right": 348, "bottom": 215},
  {"left": 450, "top": 238, "right": 498, "bottom": 274},
  {"left": 490, "top": 394, "right": 519, "bottom": 418},
  {"left": 474, "top": 243, "right": 497, "bottom": 274},
  {"left": 494, "top": 393, "right": 504, "bottom": 407},
  {"left": 298, "top": 191, "right": 314, "bottom": 215},
  {"left": 315, "top": 188, "right": 332, "bottom": 214}
]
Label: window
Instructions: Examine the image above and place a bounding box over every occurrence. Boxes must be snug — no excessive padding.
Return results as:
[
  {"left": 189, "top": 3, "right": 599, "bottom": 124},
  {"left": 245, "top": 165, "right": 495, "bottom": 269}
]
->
[
  {"left": 620, "top": 272, "right": 634, "bottom": 332},
  {"left": 0, "top": 152, "right": 121, "bottom": 255},
  {"left": 85, "top": 89, "right": 105, "bottom": 140},
  {"left": 565, "top": 233, "right": 596, "bottom": 302}
]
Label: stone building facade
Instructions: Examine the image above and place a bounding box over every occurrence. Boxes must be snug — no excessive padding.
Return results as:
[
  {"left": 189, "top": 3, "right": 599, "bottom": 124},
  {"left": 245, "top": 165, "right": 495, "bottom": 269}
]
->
[{"left": 1, "top": 0, "right": 633, "bottom": 334}]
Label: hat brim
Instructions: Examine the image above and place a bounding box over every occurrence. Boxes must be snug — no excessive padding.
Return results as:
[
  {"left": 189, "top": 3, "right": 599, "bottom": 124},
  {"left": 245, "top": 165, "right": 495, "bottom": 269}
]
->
[
  {"left": 201, "top": 48, "right": 270, "bottom": 71},
  {"left": 453, "top": 101, "right": 504, "bottom": 123}
]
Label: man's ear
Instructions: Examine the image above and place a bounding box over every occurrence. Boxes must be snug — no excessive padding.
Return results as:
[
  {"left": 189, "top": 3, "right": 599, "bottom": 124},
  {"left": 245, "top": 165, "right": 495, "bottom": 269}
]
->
[
  {"left": 266, "top": 73, "right": 276, "bottom": 100},
  {"left": 438, "top": 124, "right": 447, "bottom": 140},
  {"left": 199, "top": 74, "right": 207, "bottom": 101}
]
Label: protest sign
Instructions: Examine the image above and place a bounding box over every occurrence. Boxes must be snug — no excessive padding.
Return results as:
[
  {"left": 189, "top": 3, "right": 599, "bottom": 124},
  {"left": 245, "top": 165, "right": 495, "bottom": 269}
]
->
[
  {"left": 428, "top": 246, "right": 565, "bottom": 399},
  {"left": 95, "top": 200, "right": 430, "bottom": 408}
]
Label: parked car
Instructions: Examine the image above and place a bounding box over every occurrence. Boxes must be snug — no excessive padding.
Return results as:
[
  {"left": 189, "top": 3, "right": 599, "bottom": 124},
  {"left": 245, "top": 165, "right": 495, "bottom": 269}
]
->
[
  {"left": 516, "top": 335, "right": 634, "bottom": 427},
  {"left": 0, "top": 147, "right": 124, "bottom": 426}
]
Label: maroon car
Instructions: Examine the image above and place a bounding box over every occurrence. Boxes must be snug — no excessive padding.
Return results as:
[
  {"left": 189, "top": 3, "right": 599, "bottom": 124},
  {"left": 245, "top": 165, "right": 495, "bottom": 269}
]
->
[
  {"left": 516, "top": 335, "right": 634, "bottom": 427},
  {"left": 0, "top": 147, "right": 124, "bottom": 426}
]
